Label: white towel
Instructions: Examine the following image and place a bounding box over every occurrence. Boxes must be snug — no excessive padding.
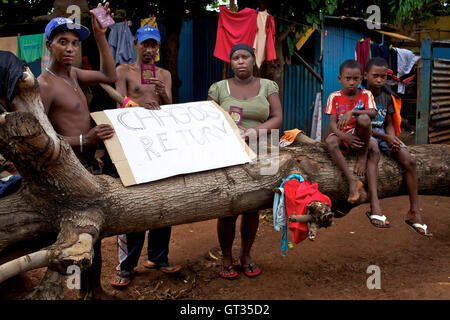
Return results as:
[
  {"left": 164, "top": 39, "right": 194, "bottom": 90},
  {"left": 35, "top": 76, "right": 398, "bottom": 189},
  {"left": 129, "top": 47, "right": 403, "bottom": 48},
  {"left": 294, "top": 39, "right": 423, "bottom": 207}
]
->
[
  {"left": 310, "top": 92, "right": 322, "bottom": 141},
  {"left": 253, "top": 10, "right": 268, "bottom": 68},
  {"left": 396, "top": 48, "right": 420, "bottom": 94}
]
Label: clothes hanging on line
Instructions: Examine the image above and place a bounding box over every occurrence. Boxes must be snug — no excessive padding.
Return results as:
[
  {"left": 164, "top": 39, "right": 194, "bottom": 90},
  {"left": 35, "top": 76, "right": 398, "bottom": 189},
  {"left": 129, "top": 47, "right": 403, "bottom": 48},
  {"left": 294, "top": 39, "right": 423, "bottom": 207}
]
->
[
  {"left": 17, "top": 33, "right": 43, "bottom": 64},
  {"left": 388, "top": 47, "right": 398, "bottom": 75},
  {"left": 253, "top": 10, "right": 268, "bottom": 68},
  {"left": 370, "top": 42, "right": 389, "bottom": 62},
  {"left": 355, "top": 38, "right": 371, "bottom": 74},
  {"left": 108, "top": 21, "right": 135, "bottom": 65},
  {"left": 265, "top": 14, "right": 276, "bottom": 63},
  {"left": 214, "top": 6, "right": 258, "bottom": 63},
  {"left": 395, "top": 48, "right": 420, "bottom": 94}
]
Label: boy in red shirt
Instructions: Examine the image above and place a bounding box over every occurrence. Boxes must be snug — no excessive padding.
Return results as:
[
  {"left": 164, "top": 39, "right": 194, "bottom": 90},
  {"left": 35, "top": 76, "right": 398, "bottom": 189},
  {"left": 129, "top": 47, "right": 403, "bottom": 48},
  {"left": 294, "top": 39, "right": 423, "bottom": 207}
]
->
[{"left": 325, "top": 60, "right": 386, "bottom": 226}]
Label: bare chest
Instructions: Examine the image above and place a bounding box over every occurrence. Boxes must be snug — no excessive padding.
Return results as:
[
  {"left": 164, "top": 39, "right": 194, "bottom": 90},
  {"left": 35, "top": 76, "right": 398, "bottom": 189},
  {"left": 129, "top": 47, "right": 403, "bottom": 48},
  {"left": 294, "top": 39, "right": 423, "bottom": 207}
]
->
[
  {"left": 51, "top": 85, "right": 88, "bottom": 112},
  {"left": 126, "top": 69, "right": 162, "bottom": 103}
]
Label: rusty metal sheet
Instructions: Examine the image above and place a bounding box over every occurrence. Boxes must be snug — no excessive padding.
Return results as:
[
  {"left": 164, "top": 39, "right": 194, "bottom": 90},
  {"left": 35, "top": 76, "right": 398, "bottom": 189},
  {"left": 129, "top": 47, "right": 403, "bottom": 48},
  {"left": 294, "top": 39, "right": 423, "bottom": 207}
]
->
[{"left": 429, "top": 58, "right": 450, "bottom": 144}]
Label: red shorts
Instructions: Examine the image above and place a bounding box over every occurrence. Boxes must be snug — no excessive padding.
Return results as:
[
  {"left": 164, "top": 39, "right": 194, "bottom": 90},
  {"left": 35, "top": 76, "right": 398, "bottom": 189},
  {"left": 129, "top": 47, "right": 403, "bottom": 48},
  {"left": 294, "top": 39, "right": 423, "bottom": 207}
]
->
[{"left": 327, "top": 128, "right": 355, "bottom": 154}]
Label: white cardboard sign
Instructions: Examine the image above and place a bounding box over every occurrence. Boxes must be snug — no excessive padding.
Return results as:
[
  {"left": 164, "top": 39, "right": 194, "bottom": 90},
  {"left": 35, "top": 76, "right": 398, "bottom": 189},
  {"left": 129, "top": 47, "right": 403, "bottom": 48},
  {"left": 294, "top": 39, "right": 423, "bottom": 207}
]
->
[{"left": 91, "top": 101, "right": 255, "bottom": 186}]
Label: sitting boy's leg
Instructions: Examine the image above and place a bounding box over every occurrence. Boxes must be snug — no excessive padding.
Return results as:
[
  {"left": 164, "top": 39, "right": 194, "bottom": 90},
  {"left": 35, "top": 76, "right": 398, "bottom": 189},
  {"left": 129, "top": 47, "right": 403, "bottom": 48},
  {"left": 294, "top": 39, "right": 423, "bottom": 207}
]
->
[
  {"left": 366, "top": 140, "right": 389, "bottom": 227},
  {"left": 392, "top": 147, "right": 431, "bottom": 235},
  {"left": 326, "top": 135, "right": 362, "bottom": 203},
  {"left": 353, "top": 114, "right": 372, "bottom": 176}
]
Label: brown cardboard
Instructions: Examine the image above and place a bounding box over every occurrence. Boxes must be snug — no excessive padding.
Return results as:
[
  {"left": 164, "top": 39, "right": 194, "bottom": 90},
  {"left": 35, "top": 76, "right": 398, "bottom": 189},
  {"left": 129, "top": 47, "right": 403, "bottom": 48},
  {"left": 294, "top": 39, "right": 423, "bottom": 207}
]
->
[{"left": 91, "top": 110, "right": 137, "bottom": 187}]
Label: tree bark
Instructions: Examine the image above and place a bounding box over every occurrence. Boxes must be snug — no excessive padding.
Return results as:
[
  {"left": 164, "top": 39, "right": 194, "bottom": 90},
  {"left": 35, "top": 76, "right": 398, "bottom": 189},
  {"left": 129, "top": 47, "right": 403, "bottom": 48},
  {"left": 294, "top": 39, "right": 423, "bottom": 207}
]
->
[{"left": 0, "top": 67, "right": 449, "bottom": 292}]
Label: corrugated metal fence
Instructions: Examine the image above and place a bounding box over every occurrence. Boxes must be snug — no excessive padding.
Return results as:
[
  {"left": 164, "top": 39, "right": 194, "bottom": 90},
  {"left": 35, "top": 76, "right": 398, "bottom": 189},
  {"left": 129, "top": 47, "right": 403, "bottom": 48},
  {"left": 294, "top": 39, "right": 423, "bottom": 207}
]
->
[
  {"left": 282, "top": 63, "right": 322, "bottom": 136},
  {"left": 177, "top": 15, "right": 224, "bottom": 103},
  {"left": 429, "top": 58, "right": 450, "bottom": 144},
  {"left": 193, "top": 16, "right": 224, "bottom": 102},
  {"left": 178, "top": 19, "right": 194, "bottom": 103}
]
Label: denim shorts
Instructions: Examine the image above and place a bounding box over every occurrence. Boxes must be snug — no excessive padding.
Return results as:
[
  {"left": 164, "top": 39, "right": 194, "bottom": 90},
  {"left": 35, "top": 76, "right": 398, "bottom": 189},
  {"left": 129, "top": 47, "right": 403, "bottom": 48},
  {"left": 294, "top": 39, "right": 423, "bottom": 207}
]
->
[{"left": 372, "top": 127, "right": 406, "bottom": 156}]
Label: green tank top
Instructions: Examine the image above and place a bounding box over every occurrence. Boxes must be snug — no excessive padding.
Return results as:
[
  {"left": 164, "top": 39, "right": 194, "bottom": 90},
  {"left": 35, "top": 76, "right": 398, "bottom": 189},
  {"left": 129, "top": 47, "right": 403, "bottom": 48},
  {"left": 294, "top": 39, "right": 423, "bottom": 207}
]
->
[{"left": 208, "top": 78, "right": 279, "bottom": 129}]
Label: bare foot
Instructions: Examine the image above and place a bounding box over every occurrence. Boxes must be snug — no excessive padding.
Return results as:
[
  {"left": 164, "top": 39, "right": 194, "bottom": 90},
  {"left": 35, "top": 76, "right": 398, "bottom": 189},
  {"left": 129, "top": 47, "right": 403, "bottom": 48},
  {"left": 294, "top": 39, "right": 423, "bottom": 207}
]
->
[
  {"left": 347, "top": 180, "right": 363, "bottom": 203},
  {"left": 85, "top": 288, "right": 120, "bottom": 300},
  {"left": 354, "top": 153, "right": 368, "bottom": 176}
]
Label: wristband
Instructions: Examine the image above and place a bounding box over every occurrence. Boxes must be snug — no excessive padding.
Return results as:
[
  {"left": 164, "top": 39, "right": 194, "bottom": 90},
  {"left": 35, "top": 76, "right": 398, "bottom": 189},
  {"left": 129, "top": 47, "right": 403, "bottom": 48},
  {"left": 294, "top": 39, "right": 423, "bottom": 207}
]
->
[{"left": 80, "top": 134, "right": 83, "bottom": 153}]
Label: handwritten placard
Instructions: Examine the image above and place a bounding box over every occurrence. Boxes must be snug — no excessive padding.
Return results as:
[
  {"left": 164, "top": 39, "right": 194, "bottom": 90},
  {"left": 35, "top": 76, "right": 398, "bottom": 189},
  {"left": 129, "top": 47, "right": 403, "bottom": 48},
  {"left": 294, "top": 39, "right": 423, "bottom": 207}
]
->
[{"left": 91, "top": 101, "right": 255, "bottom": 186}]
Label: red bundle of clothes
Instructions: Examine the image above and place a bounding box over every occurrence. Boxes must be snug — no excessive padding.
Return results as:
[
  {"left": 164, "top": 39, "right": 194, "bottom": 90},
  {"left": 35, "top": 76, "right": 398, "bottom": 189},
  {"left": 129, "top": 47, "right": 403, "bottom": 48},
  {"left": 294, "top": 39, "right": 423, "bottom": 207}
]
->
[
  {"left": 213, "top": 6, "right": 276, "bottom": 64},
  {"left": 283, "top": 179, "right": 332, "bottom": 244}
]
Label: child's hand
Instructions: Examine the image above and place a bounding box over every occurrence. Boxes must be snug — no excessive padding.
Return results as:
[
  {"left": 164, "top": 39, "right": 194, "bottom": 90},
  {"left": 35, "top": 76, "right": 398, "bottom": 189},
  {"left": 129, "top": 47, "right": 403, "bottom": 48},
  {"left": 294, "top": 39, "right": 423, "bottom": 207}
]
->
[
  {"left": 343, "top": 133, "right": 364, "bottom": 149},
  {"left": 337, "top": 111, "right": 353, "bottom": 130},
  {"left": 386, "top": 135, "right": 402, "bottom": 153}
]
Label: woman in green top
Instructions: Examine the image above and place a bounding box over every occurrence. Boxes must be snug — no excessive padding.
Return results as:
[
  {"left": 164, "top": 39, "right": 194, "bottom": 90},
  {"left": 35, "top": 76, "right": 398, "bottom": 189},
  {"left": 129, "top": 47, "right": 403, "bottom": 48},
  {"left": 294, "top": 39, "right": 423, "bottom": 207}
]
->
[{"left": 208, "top": 43, "right": 282, "bottom": 279}]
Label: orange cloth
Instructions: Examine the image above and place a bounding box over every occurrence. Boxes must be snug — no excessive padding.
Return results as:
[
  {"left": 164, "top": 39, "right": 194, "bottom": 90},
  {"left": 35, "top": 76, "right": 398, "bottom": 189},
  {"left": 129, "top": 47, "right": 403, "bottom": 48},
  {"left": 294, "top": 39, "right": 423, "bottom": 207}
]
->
[
  {"left": 391, "top": 94, "right": 402, "bottom": 137},
  {"left": 279, "top": 128, "right": 304, "bottom": 147}
]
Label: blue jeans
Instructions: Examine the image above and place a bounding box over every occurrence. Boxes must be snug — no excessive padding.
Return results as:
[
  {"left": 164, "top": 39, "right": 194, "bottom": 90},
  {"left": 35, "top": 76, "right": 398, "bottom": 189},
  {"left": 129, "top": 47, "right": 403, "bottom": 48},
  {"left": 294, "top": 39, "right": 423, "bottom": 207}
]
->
[
  {"left": 118, "top": 227, "right": 172, "bottom": 272},
  {"left": 372, "top": 127, "right": 406, "bottom": 156}
]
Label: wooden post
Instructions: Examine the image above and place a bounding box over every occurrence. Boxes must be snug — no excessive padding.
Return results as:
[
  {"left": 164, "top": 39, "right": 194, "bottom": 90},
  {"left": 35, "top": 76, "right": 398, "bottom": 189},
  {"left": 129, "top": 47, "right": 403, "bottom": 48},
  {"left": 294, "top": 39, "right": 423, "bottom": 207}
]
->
[
  {"left": 294, "top": 52, "right": 323, "bottom": 84},
  {"left": 223, "top": 62, "right": 229, "bottom": 79},
  {"left": 416, "top": 38, "right": 432, "bottom": 144}
]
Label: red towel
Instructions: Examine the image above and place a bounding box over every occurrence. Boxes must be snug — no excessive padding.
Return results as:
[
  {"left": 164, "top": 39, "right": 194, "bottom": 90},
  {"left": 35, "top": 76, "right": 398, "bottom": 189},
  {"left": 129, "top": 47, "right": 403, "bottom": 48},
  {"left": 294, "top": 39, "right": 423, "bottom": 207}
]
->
[
  {"left": 213, "top": 6, "right": 258, "bottom": 63},
  {"left": 265, "top": 14, "right": 276, "bottom": 63},
  {"left": 355, "top": 38, "right": 371, "bottom": 74},
  {"left": 283, "top": 179, "right": 332, "bottom": 244}
]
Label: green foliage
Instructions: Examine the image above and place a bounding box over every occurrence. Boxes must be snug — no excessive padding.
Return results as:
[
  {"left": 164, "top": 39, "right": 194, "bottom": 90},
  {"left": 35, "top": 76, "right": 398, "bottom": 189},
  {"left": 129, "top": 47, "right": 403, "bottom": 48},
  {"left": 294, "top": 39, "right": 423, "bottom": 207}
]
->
[
  {"left": 331, "top": 0, "right": 449, "bottom": 25},
  {"left": 387, "top": 0, "right": 449, "bottom": 24},
  {"left": 0, "top": 0, "right": 448, "bottom": 29}
]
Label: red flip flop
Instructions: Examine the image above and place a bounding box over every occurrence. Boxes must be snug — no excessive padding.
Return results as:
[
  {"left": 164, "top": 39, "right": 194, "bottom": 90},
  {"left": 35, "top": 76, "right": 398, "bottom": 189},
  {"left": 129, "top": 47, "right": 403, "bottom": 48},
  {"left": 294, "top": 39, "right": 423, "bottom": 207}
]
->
[
  {"left": 240, "top": 262, "right": 261, "bottom": 277},
  {"left": 220, "top": 264, "right": 238, "bottom": 279}
]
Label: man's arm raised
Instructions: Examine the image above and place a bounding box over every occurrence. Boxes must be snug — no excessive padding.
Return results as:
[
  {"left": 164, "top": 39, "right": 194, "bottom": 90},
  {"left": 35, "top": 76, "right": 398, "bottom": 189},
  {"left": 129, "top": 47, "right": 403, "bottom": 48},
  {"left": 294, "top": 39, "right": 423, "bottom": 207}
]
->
[{"left": 75, "top": 2, "right": 117, "bottom": 86}]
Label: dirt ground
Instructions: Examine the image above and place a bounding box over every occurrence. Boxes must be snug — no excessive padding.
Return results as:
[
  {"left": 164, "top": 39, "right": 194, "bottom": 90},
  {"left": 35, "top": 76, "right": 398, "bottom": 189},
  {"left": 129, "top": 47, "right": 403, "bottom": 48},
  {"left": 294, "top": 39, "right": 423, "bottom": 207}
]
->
[{"left": 1, "top": 195, "right": 449, "bottom": 301}]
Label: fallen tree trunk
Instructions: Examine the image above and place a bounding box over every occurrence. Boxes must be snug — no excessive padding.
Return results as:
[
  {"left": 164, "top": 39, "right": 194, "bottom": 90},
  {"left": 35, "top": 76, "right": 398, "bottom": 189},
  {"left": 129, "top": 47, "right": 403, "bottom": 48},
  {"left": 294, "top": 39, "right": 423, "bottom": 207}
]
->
[{"left": 0, "top": 66, "right": 449, "bottom": 292}]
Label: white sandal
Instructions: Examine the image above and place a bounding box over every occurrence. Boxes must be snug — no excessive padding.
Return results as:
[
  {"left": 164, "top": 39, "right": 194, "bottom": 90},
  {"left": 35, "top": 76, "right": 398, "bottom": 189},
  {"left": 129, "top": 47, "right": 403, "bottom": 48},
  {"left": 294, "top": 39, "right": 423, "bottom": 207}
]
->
[
  {"left": 366, "top": 212, "right": 390, "bottom": 228},
  {"left": 405, "top": 220, "right": 433, "bottom": 237}
]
